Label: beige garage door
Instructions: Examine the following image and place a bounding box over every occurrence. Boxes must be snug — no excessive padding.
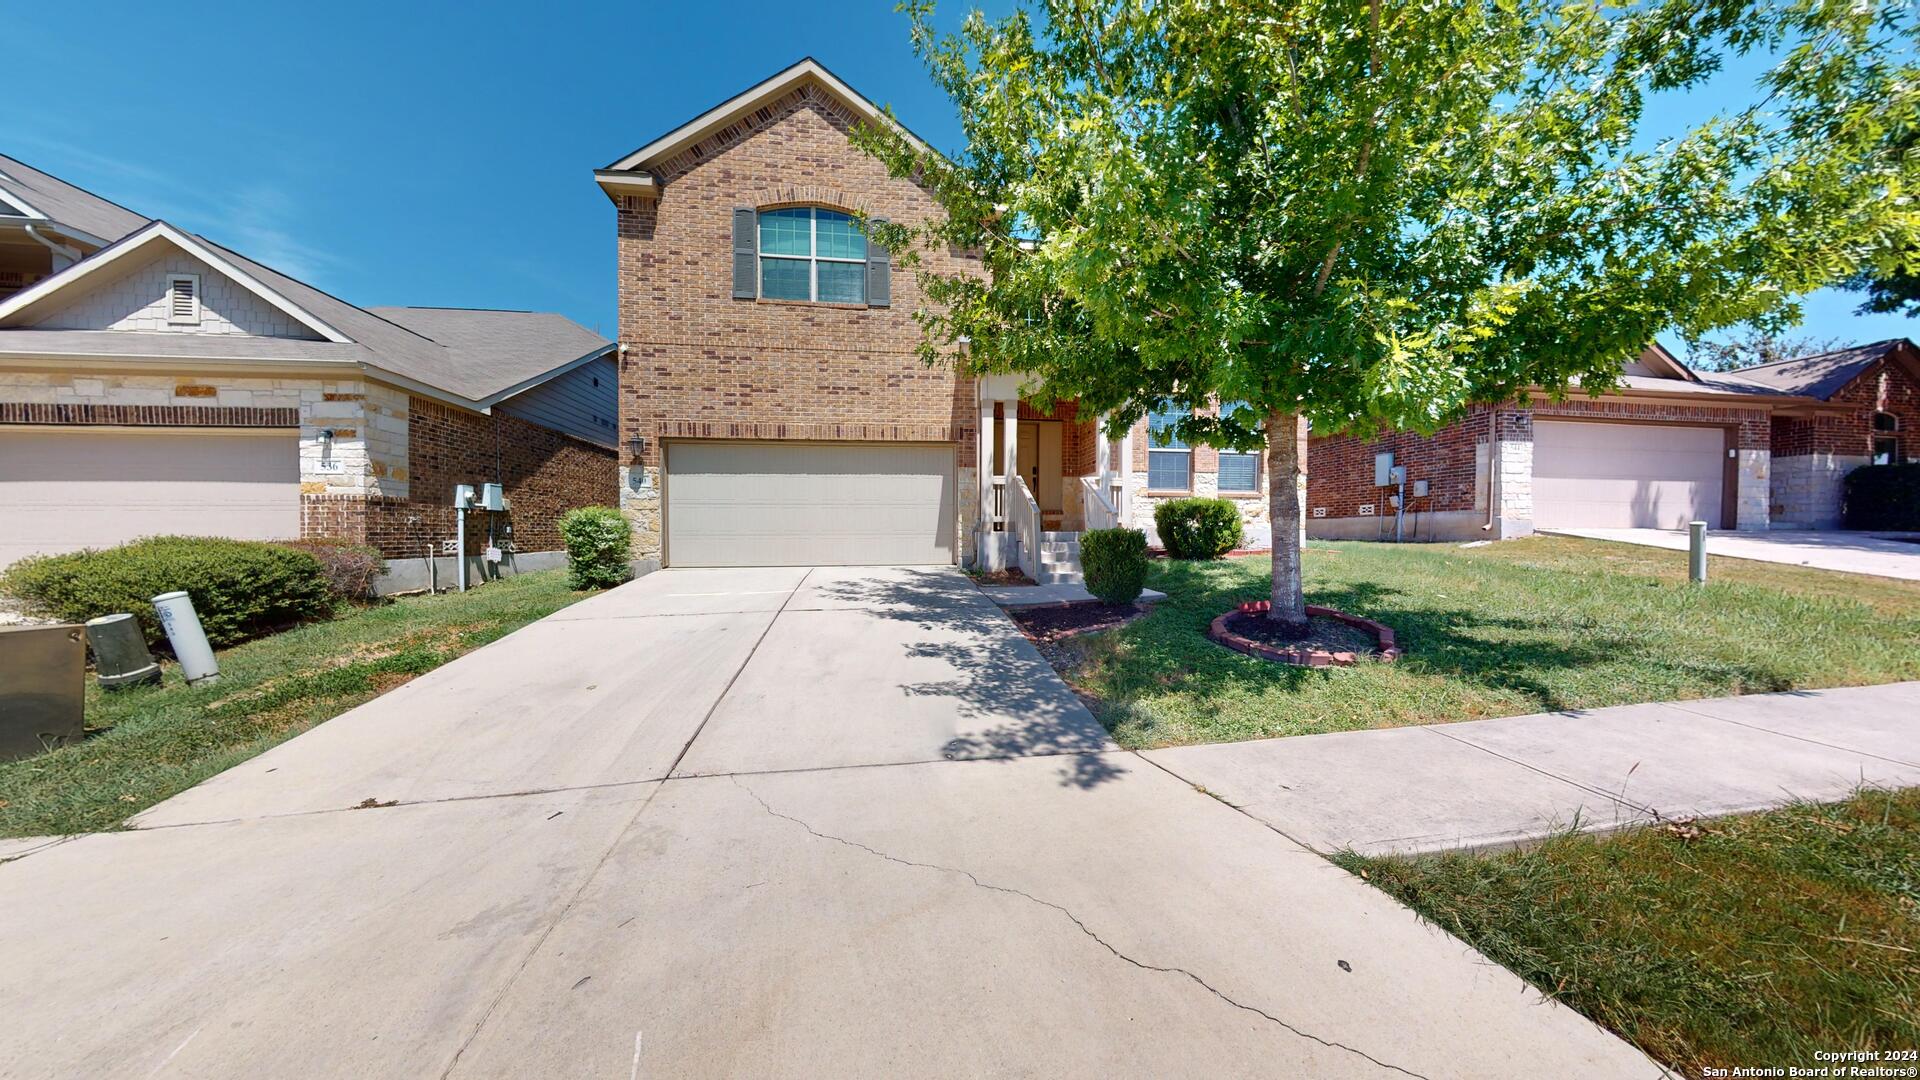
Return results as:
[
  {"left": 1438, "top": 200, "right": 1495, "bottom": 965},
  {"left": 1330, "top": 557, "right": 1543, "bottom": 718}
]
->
[
  {"left": 1534, "top": 420, "right": 1725, "bottom": 529},
  {"left": 666, "top": 441, "right": 955, "bottom": 567},
  {"left": 0, "top": 428, "right": 300, "bottom": 567}
]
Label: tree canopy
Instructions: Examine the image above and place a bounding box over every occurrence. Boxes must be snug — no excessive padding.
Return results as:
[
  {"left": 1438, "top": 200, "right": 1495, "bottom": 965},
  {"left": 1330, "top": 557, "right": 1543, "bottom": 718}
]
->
[{"left": 860, "top": 0, "right": 1918, "bottom": 628}]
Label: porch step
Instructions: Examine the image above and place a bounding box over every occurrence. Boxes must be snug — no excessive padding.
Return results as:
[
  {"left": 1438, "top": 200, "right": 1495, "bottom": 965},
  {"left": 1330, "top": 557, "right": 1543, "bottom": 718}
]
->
[{"left": 1033, "top": 531, "right": 1083, "bottom": 585}]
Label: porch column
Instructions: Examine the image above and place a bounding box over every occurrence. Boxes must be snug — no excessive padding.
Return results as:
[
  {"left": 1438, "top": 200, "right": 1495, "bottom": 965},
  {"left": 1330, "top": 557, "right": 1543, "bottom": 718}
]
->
[
  {"left": 977, "top": 395, "right": 994, "bottom": 542},
  {"left": 999, "top": 398, "right": 1019, "bottom": 492},
  {"left": 1094, "top": 416, "right": 1111, "bottom": 485}
]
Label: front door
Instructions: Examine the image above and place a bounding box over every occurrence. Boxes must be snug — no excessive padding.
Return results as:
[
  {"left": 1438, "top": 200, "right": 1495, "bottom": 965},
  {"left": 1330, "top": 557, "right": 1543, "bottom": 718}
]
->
[{"left": 1016, "top": 421, "right": 1065, "bottom": 515}]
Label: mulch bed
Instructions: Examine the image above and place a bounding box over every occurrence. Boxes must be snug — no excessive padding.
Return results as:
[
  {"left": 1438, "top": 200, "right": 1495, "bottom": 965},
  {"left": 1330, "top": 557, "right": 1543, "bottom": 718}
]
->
[
  {"left": 972, "top": 567, "right": 1039, "bottom": 586},
  {"left": 1209, "top": 600, "right": 1401, "bottom": 667},
  {"left": 1009, "top": 602, "right": 1141, "bottom": 644},
  {"left": 1221, "top": 611, "right": 1377, "bottom": 656}
]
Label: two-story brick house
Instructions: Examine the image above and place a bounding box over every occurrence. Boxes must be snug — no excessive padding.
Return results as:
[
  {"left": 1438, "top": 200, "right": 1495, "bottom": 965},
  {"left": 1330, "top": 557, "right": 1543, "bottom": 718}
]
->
[{"left": 599, "top": 59, "right": 1273, "bottom": 575}]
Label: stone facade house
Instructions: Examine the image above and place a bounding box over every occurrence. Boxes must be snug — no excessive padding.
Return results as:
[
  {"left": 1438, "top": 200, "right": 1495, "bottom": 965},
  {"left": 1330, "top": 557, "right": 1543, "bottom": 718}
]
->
[
  {"left": 1308, "top": 346, "right": 1788, "bottom": 540},
  {"left": 600, "top": 58, "right": 1278, "bottom": 576},
  {"left": 0, "top": 154, "right": 617, "bottom": 586},
  {"left": 1727, "top": 339, "right": 1920, "bottom": 527}
]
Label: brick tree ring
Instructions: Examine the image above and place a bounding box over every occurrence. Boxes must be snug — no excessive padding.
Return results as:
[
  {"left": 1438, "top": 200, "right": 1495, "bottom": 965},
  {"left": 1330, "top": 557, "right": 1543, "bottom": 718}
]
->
[{"left": 1207, "top": 600, "right": 1402, "bottom": 668}]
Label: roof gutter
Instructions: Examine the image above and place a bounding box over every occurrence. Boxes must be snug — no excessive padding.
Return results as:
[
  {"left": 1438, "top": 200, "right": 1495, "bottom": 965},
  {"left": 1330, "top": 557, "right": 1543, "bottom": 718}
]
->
[{"left": 22, "top": 223, "right": 82, "bottom": 265}]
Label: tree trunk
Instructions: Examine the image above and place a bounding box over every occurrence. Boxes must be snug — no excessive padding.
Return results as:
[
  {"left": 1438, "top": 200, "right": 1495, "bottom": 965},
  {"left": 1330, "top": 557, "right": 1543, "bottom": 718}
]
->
[{"left": 1264, "top": 410, "right": 1310, "bottom": 637}]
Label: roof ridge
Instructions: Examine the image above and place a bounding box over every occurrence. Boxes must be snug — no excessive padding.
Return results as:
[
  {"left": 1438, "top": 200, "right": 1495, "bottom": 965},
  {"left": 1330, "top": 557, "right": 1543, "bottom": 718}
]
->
[{"left": 1732, "top": 338, "right": 1904, "bottom": 372}]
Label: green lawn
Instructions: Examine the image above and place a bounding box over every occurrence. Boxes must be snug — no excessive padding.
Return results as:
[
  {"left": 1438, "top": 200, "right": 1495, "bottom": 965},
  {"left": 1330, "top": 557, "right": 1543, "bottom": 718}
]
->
[
  {"left": 1061, "top": 536, "right": 1920, "bottom": 748},
  {"left": 1335, "top": 788, "right": 1920, "bottom": 1076},
  {"left": 0, "top": 570, "right": 585, "bottom": 838}
]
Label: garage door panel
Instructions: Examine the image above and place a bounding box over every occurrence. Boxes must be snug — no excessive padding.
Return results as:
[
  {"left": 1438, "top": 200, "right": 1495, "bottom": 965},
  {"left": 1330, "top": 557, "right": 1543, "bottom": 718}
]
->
[
  {"left": 667, "top": 442, "right": 954, "bottom": 567},
  {"left": 1, "top": 429, "right": 301, "bottom": 566},
  {"left": 1533, "top": 421, "right": 1724, "bottom": 530}
]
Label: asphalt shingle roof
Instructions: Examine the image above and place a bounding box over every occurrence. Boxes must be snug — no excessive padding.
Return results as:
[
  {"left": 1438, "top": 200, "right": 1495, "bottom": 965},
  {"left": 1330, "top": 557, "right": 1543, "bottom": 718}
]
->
[
  {"left": 1723, "top": 339, "right": 1910, "bottom": 401},
  {"left": 0, "top": 154, "right": 149, "bottom": 244}
]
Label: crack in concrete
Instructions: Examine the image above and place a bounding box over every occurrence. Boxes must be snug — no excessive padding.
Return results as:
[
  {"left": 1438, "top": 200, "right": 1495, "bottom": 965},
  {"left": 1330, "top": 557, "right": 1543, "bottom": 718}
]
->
[{"left": 731, "top": 777, "right": 1433, "bottom": 1080}]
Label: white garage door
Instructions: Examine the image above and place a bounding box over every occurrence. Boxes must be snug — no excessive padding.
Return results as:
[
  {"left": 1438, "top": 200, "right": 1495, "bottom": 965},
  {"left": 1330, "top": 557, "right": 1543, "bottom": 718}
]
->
[
  {"left": 666, "top": 442, "right": 955, "bottom": 567},
  {"left": 0, "top": 428, "right": 301, "bottom": 567},
  {"left": 1534, "top": 420, "right": 1725, "bottom": 529}
]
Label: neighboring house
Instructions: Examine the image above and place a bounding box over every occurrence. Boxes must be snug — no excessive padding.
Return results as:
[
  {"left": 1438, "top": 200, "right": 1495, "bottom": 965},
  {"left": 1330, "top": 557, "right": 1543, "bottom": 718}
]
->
[
  {"left": 0, "top": 155, "right": 617, "bottom": 585},
  {"left": 1306, "top": 346, "right": 1805, "bottom": 540},
  {"left": 1724, "top": 339, "right": 1920, "bottom": 527},
  {"left": 599, "top": 58, "right": 1272, "bottom": 573}
]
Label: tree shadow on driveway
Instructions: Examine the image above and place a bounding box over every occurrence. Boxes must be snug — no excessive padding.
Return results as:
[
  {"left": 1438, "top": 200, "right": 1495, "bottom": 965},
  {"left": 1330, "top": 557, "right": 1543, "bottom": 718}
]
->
[{"left": 804, "top": 571, "right": 1125, "bottom": 789}]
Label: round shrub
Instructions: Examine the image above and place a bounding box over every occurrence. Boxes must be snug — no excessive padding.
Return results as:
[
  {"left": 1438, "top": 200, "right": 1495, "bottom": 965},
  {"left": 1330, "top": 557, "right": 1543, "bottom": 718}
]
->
[
  {"left": 1080, "top": 527, "right": 1149, "bottom": 605},
  {"left": 559, "top": 506, "right": 633, "bottom": 590},
  {"left": 0, "top": 536, "right": 334, "bottom": 648},
  {"left": 1843, "top": 464, "right": 1920, "bottom": 530},
  {"left": 278, "top": 538, "right": 388, "bottom": 603},
  {"left": 1153, "top": 497, "right": 1244, "bottom": 559}
]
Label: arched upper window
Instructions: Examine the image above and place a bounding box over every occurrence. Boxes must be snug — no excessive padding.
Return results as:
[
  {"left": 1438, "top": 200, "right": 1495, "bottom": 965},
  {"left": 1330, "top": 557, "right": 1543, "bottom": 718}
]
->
[
  {"left": 1873, "top": 411, "right": 1898, "bottom": 432},
  {"left": 758, "top": 208, "right": 867, "bottom": 304}
]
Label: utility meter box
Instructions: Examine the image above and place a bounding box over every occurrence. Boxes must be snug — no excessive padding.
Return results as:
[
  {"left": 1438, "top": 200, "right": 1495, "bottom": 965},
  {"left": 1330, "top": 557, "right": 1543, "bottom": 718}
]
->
[
  {"left": 0, "top": 624, "right": 86, "bottom": 761},
  {"left": 1374, "top": 452, "right": 1395, "bottom": 487},
  {"left": 478, "top": 483, "right": 507, "bottom": 512}
]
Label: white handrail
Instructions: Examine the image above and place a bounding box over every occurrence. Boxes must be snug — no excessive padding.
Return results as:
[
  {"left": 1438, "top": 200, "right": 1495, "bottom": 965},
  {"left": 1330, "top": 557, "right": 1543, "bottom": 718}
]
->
[
  {"left": 1007, "top": 474, "right": 1042, "bottom": 582},
  {"left": 1079, "top": 476, "right": 1119, "bottom": 532}
]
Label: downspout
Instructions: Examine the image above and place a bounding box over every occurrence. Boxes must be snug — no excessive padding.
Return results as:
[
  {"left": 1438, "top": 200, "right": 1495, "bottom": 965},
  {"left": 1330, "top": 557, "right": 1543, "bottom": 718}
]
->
[
  {"left": 23, "top": 223, "right": 83, "bottom": 268},
  {"left": 1483, "top": 411, "right": 1500, "bottom": 532}
]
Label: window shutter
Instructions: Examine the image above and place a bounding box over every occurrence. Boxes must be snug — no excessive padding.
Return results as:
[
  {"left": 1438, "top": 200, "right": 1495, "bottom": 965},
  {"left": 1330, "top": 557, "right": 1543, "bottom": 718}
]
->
[
  {"left": 865, "top": 217, "right": 891, "bottom": 308},
  {"left": 732, "top": 208, "right": 757, "bottom": 299}
]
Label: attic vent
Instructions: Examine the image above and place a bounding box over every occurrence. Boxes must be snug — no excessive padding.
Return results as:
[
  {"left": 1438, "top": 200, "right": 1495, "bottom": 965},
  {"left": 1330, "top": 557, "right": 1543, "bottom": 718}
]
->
[{"left": 166, "top": 273, "right": 201, "bottom": 325}]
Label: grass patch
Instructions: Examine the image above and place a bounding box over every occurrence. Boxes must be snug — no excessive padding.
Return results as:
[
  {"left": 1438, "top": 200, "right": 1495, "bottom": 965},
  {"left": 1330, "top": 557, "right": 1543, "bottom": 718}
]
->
[
  {"left": 1060, "top": 536, "right": 1920, "bottom": 748},
  {"left": 1334, "top": 788, "right": 1920, "bottom": 1076},
  {"left": 0, "top": 570, "right": 585, "bottom": 838}
]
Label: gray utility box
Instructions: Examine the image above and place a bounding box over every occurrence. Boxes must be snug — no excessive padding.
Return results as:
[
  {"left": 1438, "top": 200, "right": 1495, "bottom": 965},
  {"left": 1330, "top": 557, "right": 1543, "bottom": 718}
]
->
[{"left": 0, "top": 623, "right": 86, "bottom": 761}]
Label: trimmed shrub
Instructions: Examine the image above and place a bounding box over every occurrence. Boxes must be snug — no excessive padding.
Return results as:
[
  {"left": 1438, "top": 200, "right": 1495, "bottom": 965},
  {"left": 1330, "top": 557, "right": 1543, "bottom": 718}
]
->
[
  {"left": 1153, "top": 497, "right": 1244, "bottom": 559},
  {"left": 279, "top": 539, "right": 388, "bottom": 603},
  {"left": 560, "top": 506, "right": 632, "bottom": 590},
  {"left": 1080, "top": 528, "right": 1149, "bottom": 605},
  {"left": 0, "top": 536, "right": 334, "bottom": 648},
  {"left": 1843, "top": 464, "right": 1920, "bottom": 530}
]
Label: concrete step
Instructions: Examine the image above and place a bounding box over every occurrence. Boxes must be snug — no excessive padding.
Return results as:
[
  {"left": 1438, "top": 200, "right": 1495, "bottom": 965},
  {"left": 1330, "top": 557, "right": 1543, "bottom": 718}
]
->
[{"left": 1036, "top": 570, "right": 1084, "bottom": 585}]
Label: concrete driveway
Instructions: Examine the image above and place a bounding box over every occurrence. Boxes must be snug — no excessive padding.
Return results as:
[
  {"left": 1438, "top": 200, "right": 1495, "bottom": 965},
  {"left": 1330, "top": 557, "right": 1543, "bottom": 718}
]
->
[
  {"left": 1545, "top": 526, "right": 1920, "bottom": 580},
  {"left": 0, "top": 567, "right": 1660, "bottom": 1079}
]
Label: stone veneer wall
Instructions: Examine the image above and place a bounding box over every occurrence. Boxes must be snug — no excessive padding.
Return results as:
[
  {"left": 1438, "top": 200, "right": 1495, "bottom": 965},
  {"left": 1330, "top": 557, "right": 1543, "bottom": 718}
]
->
[
  {"left": 614, "top": 82, "right": 980, "bottom": 566},
  {"left": 1768, "top": 357, "right": 1920, "bottom": 526},
  {"left": 0, "top": 368, "right": 403, "bottom": 498},
  {"left": 0, "top": 370, "right": 612, "bottom": 559}
]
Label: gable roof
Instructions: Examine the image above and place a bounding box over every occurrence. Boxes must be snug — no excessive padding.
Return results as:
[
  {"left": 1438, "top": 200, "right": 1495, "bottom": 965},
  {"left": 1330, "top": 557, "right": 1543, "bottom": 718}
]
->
[
  {"left": 0, "top": 220, "right": 352, "bottom": 342},
  {"left": 0, "top": 218, "right": 611, "bottom": 410},
  {"left": 596, "top": 57, "right": 933, "bottom": 201},
  {"left": 1724, "top": 339, "right": 1917, "bottom": 400},
  {"left": 0, "top": 154, "right": 149, "bottom": 246}
]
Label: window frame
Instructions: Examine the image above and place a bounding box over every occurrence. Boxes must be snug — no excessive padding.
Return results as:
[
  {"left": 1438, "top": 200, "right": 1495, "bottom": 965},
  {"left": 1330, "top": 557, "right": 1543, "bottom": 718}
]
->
[
  {"left": 1146, "top": 406, "right": 1192, "bottom": 492},
  {"left": 757, "top": 207, "right": 866, "bottom": 305},
  {"left": 1873, "top": 435, "right": 1899, "bottom": 466},
  {"left": 1214, "top": 400, "right": 1262, "bottom": 494}
]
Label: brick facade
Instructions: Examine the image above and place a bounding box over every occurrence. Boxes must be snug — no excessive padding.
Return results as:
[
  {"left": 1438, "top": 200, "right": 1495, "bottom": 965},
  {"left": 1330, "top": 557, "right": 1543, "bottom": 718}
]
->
[
  {"left": 614, "top": 80, "right": 980, "bottom": 563},
  {"left": 304, "top": 396, "right": 617, "bottom": 559},
  {"left": 1308, "top": 395, "right": 1774, "bottom": 539},
  {"left": 1768, "top": 355, "right": 1920, "bottom": 526}
]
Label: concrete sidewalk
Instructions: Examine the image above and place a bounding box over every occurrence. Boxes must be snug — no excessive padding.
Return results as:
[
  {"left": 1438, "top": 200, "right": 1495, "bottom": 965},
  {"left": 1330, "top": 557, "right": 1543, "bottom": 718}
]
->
[
  {"left": 1544, "top": 527, "right": 1920, "bottom": 581},
  {"left": 1146, "top": 682, "right": 1920, "bottom": 856}
]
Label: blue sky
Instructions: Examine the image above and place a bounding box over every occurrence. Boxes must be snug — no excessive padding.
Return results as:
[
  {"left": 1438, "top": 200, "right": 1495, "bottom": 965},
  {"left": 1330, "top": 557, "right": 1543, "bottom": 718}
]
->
[{"left": 6, "top": 0, "right": 1912, "bottom": 357}]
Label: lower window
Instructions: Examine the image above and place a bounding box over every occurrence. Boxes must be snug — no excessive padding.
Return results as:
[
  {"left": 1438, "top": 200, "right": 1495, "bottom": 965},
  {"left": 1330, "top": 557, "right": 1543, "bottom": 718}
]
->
[
  {"left": 1218, "top": 451, "right": 1258, "bottom": 493},
  {"left": 1148, "top": 450, "right": 1190, "bottom": 490}
]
